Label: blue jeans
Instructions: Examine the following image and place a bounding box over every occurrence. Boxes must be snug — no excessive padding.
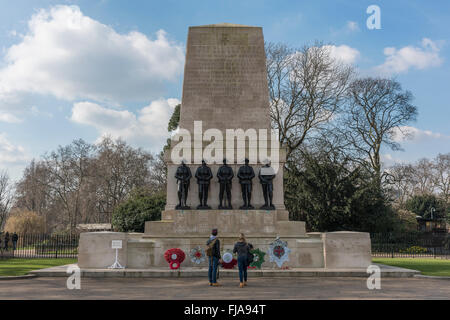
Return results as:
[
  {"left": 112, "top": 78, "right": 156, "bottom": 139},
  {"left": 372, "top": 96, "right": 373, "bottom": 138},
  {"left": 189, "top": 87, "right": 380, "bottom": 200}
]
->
[
  {"left": 208, "top": 256, "right": 219, "bottom": 283},
  {"left": 238, "top": 256, "right": 248, "bottom": 282}
]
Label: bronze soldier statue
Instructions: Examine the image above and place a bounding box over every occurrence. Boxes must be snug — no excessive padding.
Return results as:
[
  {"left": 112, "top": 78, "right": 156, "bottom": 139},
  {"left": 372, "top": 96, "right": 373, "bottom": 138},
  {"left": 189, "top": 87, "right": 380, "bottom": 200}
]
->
[
  {"left": 237, "top": 158, "right": 255, "bottom": 209},
  {"left": 259, "top": 161, "right": 276, "bottom": 210},
  {"left": 195, "top": 159, "right": 213, "bottom": 209},
  {"left": 217, "top": 158, "right": 234, "bottom": 209},
  {"left": 175, "top": 160, "right": 192, "bottom": 209}
]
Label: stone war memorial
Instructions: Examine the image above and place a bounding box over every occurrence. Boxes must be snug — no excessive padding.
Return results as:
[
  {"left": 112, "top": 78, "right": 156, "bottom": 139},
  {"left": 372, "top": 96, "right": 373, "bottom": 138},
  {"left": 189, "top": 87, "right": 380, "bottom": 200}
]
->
[{"left": 78, "top": 23, "right": 371, "bottom": 271}]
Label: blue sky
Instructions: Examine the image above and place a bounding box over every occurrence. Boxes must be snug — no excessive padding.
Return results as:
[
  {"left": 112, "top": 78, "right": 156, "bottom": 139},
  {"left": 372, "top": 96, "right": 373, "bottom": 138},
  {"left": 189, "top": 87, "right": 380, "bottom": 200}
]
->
[{"left": 0, "top": 0, "right": 449, "bottom": 180}]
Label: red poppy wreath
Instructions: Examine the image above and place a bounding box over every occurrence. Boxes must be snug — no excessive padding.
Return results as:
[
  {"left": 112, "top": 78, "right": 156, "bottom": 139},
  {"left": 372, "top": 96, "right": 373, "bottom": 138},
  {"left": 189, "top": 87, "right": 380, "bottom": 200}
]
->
[{"left": 164, "top": 248, "right": 186, "bottom": 269}]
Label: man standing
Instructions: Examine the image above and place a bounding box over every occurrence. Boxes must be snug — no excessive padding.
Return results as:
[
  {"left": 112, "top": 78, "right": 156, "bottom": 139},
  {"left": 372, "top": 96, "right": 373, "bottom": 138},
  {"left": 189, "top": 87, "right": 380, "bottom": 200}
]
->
[
  {"left": 217, "top": 158, "right": 234, "bottom": 209},
  {"left": 206, "top": 228, "right": 222, "bottom": 286},
  {"left": 3, "top": 232, "right": 9, "bottom": 251},
  {"left": 12, "top": 232, "right": 18, "bottom": 251}
]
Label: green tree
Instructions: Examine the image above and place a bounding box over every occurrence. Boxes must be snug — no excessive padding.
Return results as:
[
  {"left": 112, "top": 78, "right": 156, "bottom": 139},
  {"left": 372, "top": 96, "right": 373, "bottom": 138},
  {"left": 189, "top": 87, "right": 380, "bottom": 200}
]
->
[
  {"left": 163, "top": 104, "right": 181, "bottom": 153},
  {"left": 168, "top": 104, "right": 181, "bottom": 132},
  {"left": 111, "top": 190, "right": 166, "bottom": 232},
  {"left": 405, "top": 194, "right": 447, "bottom": 220},
  {"left": 285, "top": 150, "right": 398, "bottom": 232}
]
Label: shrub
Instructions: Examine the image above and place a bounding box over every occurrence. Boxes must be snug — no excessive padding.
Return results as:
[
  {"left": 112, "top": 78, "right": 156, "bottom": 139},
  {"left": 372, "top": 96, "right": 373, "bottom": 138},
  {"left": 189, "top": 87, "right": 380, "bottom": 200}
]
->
[
  {"left": 3, "top": 209, "right": 46, "bottom": 234},
  {"left": 112, "top": 191, "right": 166, "bottom": 233},
  {"left": 399, "top": 246, "right": 428, "bottom": 254}
]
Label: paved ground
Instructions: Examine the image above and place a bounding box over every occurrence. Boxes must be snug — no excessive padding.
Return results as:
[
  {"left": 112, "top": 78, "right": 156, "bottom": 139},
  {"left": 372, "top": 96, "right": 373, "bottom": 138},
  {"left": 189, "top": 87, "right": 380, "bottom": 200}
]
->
[{"left": 0, "top": 276, "right": 449, "bottom": 299}]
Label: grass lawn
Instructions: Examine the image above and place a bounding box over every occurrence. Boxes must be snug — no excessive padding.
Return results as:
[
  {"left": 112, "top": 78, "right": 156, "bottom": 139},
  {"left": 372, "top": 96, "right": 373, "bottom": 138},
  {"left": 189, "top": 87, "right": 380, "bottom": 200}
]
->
[
  {"left": 0, "top": 258, "right": 77, "bottom": 276},
  {"left": 373, "top": 258, "right": 450, "bottom": 277}
]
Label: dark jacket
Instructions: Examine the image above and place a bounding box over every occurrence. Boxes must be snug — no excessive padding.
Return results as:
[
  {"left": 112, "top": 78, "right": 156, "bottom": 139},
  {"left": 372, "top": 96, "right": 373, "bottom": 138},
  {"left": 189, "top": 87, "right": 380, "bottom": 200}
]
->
[
  {"left": 206, "top": 237, "right": 221, "bottom": 259},
  {"left": 233, "top": 241, "right": 253, "bottom": 257}
]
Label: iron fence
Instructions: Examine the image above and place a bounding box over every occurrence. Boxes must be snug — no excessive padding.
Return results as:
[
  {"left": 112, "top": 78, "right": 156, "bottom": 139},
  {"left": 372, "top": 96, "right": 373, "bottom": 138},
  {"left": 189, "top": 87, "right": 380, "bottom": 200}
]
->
[
  {"left": 0, "top": 233, "right": 79, "bottom": 259},
  {"left": 371, "top": 232, "right": 450, "bottom": 258},
  {"left": 2, "top": 232, "right": 448, "bottom": 260}
]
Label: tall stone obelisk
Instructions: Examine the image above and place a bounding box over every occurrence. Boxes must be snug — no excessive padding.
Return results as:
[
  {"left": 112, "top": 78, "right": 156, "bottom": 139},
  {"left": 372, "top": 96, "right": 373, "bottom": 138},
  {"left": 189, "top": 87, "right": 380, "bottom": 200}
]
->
[
  {"left": 164, "top": 23, "right": 285, "bottom": 210},
  {"left": 179, "top": 23, "right": 271, "bottom": 133}
]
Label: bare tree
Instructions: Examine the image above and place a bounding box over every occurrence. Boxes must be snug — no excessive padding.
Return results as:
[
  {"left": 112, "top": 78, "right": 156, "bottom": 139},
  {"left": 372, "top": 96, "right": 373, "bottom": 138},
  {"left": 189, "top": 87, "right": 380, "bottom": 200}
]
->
[
  {"left": 0, "top": 170, "right": 13, "bottom": 228},
  {"left": 42, "top": 139, "right": 96, "bottom": 230},
  {"left": 412, "top": 158, "right": 435, "bottom": 195},
  {"left": 342, "top": 77, "right": 418, "bottom": 182},
  {"left": 93, "top": 137, "right": 153, "bottom": 222},
  {"left": 266, "top": 42, "right": 353, "bottom": 163},
  {"left": 15, "top": 161, "right": 51, "bottom": 215},
  {"left": 147, "top": 151, "right": 167, "bottom": 194},
  {"left": 432, "top": 153, "right": 450, "bottom": 204},
  {"left": 387, "top": 163, "right": 417, "bottom": 205}
]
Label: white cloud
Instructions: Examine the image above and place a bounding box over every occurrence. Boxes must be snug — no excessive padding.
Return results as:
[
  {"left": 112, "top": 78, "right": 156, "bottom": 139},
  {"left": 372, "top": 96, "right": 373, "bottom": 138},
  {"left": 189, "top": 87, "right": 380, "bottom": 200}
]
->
[
  {"left": 0, "top": 134, "right": 29, "bottom": 165},
  {"left": 70, "top": 98, "right": 180, "bottom": 150},
  {"left": 391, "top": 126, "right": 450, "bottom": 143},
  {"left": 0, "top": 112, "right": 22, "bottom": 123},
  {"left": 324, "top": 44, "right": 360, "bottom": 65},
  {"left": 374, "top": 38, "right": 443, "bottom": 75},
  {"left": 0, "top": 5, "right": 184, "bottom": 113}
]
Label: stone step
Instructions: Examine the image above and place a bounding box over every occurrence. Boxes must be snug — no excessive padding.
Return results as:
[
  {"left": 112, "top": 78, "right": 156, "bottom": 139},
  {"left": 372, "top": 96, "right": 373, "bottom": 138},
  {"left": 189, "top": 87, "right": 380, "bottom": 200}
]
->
[{"left": 30, "top": 263, "right": 421, "bottom": 278}]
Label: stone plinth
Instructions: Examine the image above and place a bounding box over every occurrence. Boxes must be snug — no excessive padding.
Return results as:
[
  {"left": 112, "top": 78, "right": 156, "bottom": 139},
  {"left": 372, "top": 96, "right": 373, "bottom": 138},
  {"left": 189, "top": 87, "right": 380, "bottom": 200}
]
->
[
  {"left": 322, "top": 232, "right": 372, "bottom": 269},
  {"left": 145, "top": 209, "right": 302, "bottom": 237},
  {"left": 77, "top": 230, "right": 372, "bottom": 269},
  {"left": 78, "top": 232, "right": 128, "bottom": 269}
]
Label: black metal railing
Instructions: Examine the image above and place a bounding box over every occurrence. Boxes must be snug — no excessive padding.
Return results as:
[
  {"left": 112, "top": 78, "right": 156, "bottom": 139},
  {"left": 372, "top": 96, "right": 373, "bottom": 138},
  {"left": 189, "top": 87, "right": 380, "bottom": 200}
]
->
[
  {"left": 371, "top": 232, "right": 450, "bottom": 259},
  {"left": 0, "top": 233, "right": 79, "bottom": 259}
]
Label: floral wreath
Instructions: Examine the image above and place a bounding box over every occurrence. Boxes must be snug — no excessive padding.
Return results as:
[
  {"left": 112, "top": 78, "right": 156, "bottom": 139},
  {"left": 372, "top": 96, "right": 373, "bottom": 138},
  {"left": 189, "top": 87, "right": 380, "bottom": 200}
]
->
[
  {"left": 221, "top": 251, "right": 237, "bottom": 269},
  {"left": 268, "top": 237, "right": 291, "bottom": 268},
  {"left": 164, "top": 248, "right": 186, "bottom": 270},
  {"left": 189, "top": 246, "right": 206, "bottom": 265},
  {"left": 249, "top": 248, "right": 266, "bottom": 269}
]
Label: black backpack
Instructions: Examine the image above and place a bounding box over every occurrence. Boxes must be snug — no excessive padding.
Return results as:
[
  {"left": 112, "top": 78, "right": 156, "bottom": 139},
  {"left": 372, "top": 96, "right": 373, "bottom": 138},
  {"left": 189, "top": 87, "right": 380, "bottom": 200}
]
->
[{"left": 247, "top": 244, "right": 254, "bottom": 265}]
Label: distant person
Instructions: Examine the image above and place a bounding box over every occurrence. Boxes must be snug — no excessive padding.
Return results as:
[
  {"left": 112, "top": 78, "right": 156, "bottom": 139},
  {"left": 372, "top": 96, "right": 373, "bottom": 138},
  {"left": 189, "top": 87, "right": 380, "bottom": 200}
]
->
[
  {"left": 206, "top": 228, "right": 222, "bottom": 286},
  {"left": 233, "top": 233, "right": 253, "bottom": 288},
  {"left": 3, "top": 232, "right": 9, "bottom": 250},
  {"left": 12, "top": 233, "right": 18, "bottom": 251}
]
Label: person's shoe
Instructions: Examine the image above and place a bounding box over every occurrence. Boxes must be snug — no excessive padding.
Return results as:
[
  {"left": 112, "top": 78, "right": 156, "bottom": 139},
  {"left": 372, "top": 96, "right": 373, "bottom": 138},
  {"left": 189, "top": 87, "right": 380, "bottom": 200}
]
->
[
  {"left": 244, "top": 281, "right": 247, "bottom": 286},
  {"left": 212, "top": 282, "right": 222, "bottom": 287},
  {"left": 209, "top": 282, "right": 212, "bottom": 286},
  {"left": 239, "top": 282, "right": 244, "bottom": 288}
]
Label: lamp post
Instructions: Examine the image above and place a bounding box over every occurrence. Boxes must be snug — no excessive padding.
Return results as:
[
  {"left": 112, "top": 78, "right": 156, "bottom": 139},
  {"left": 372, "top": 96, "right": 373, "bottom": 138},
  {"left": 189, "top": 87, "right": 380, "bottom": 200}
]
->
[{"left": 430, "top": 207, "right": 436, "bottom": 232}]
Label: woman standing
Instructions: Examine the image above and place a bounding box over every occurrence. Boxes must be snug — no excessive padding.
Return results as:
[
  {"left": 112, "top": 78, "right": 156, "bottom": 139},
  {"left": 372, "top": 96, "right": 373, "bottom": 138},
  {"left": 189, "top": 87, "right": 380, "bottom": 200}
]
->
[{"left": 233, "top": 233, "right": 253, "bottom": 288}]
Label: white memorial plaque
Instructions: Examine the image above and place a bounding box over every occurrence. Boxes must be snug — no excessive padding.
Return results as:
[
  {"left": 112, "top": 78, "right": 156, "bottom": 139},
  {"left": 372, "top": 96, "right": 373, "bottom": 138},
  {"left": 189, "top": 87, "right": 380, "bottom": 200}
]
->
[{"left": 111, "top": 240, "right": 122, "bottom": 249}]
